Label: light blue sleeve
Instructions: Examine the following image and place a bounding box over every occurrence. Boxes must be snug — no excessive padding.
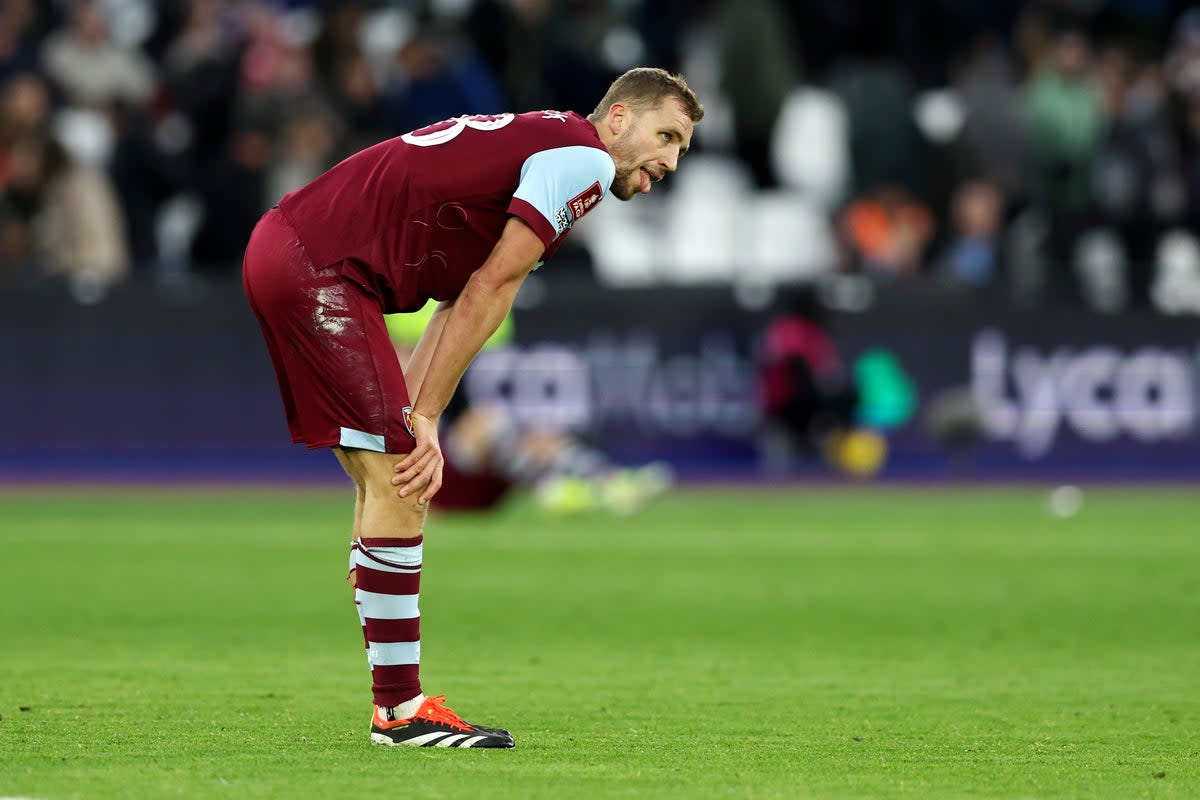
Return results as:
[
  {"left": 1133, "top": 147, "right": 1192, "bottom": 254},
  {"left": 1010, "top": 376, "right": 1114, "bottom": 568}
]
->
[{"left": 510, "top": 146, "right": 616, "bottom": 241}]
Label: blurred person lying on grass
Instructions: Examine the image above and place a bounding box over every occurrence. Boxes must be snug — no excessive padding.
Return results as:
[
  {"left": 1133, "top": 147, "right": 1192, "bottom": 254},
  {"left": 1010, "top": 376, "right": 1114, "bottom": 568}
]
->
[{"left": 386, "top": 301, "right": 672, "bottom": 517}]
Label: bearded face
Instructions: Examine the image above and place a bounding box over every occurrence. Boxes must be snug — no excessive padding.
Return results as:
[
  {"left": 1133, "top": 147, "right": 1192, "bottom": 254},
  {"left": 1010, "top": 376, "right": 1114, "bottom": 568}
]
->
[
  {"left": 607, "top": 127, "right": 645, "bottom": 201},
  {"left": 604, "top": 98, "right": 693, "bottom": 201}
]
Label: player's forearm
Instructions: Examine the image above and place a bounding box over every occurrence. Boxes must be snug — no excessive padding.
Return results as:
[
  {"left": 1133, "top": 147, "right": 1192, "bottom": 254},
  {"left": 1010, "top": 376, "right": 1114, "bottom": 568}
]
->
[
  {"left": 411, "top": 217, "right": 543, "bottom": 419},
  {"left": 411, "top": 275, "right": 521, "bottom": 419},
  {"left": 403, "top": 300, "right": 453, "bottom": 401}
]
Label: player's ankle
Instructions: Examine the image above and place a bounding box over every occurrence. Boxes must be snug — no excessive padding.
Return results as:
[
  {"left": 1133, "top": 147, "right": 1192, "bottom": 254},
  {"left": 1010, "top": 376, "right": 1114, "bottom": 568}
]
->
[{"left": 381, "top": 693, "right": 425, "bottom": 720}]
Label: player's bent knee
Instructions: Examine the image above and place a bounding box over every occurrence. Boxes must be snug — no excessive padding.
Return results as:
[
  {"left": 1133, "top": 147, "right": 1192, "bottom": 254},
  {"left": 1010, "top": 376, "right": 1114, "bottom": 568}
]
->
[
  {"left": 369, "top": 479, "right": 428, "bottom": 513},
  {"left": 338, "top": 448, "right": 427, "bottom": 531},
  {"left": 363, "top": 473, "right": 428, "bottom": 530}
]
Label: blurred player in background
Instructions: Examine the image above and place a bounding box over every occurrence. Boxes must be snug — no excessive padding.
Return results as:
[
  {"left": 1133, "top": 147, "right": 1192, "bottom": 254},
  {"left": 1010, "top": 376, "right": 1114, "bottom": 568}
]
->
[
  {"left": 242, "top": 68, "right": 702, "bottom": 748},
  {"left": 386, "top": 303, "right": 672, "bottom": 516},
  {"left": 757, "top": 288, "right": 887, "bottom": 478}
]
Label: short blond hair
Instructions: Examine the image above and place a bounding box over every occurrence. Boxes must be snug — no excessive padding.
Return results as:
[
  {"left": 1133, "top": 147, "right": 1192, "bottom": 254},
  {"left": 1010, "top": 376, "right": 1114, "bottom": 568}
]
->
[{"left": 588, "top": 67, "right": 704, "bottom": 124}]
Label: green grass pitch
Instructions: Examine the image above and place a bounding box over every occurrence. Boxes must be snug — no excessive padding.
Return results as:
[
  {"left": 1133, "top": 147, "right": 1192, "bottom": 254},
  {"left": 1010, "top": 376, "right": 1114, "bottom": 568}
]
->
[{"left": 1, "top": 486, "right": 1198, "bottom": 799}]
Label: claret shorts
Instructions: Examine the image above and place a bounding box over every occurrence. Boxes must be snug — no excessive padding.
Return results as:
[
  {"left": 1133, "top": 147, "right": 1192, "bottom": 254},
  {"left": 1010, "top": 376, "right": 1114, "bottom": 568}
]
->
[{"left": 242, "top": 207, "right": 414, "bottom": 455}]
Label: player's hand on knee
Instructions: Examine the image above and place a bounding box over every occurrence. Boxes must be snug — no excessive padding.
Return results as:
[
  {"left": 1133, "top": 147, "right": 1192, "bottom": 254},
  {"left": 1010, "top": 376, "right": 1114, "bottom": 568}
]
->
[
  {"left": 395, "top": 449, "right": 444, "bottom": 505},
  {"left": 392, "top": 412, "right": 444, "bottom": 504}
]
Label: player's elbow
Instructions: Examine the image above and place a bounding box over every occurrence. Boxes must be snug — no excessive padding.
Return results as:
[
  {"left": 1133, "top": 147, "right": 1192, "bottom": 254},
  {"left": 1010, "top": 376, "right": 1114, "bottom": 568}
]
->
[
  {"left": 473, "top": 250, "right": 540, "bottom": 295},
  {"left": 468, "top": 261, "right": 528, "bottom": 300}
]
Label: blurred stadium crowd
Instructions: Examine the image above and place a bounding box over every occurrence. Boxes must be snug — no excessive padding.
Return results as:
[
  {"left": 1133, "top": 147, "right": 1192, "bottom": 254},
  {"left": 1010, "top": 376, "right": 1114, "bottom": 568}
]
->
[{"left": 0, "top": 0, "right": 1197, "bottom": 312}]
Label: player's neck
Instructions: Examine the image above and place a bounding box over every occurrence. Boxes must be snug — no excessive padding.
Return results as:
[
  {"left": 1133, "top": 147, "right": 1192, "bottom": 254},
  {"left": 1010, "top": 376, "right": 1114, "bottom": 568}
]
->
[{"left": 591, "top": 118, "right": 617, "bottom": 151}]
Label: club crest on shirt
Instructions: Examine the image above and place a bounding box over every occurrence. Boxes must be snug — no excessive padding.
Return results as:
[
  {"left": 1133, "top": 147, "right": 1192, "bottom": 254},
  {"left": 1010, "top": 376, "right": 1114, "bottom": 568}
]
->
[{"left": 568, "top": 181, "right": 603, "bottom": 221}]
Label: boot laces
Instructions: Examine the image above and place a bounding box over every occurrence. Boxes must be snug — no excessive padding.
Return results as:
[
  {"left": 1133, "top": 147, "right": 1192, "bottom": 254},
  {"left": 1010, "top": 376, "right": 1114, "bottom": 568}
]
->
[{"left": 415, "top": 695, "right": 473, "bottom": 731}]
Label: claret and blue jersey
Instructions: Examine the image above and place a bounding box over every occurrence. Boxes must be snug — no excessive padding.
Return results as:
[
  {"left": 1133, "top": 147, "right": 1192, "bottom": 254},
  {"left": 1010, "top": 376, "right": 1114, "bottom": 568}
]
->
[{"left": 276, "top": 110, "right": 616, "bottom": 313}]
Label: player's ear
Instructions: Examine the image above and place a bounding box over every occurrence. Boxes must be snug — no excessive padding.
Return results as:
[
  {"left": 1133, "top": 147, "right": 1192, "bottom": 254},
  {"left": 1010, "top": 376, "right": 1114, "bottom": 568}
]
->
[{"left": 607, "top": 102, "right": 628, "bottom": 136}]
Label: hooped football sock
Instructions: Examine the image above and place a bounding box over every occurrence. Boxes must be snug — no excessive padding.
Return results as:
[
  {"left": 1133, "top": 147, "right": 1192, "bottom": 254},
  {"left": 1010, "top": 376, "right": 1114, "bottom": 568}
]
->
[
  {"left": 352, "top": 535, "right": 424, "bottom": 708},
  {"left": 350, "top": 539, "right": 369, "bottom": 650}
]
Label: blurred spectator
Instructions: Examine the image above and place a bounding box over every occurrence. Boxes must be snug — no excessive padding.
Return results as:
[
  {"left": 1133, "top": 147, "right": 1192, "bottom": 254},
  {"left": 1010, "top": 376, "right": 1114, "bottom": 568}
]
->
[
  {"left": 535, "top": 0, "right": 626, "bottom": 115},
  {"left": 829, "top": 51, "right": 928, "bottom": 200},
  {"left": 463, "top": 0, "right": 625, "bottom": 115},
  {"left": 1091, "top": 40, "right": 1184, "bottom": 305},
  {"left": 107, "top": 101, "right": 185, "bottom": 274},
  {"left": 237, "top": 8, "right": 327, "bottom": 137},
  {"left": 310, "top": 0, "right": 368, "bottom": 83},
  {"left": 0, "top": 0, "right": 43, "bottom": 82},
  {"left": 838, "top": 186, "right": 936, "bottom": 279},
  {"left": 1167, "top": 10, "right": 1200, "bottom": 233},
  {"left": 265, "top": 106, "right": 338, "bottom": 203},
  {"left": 1, "top": 132, "right": 128, "bottom": 301},
  {"left": 938, "top": 179, "right": 1007, "bottom": 286},
  {"left": 462, "top": 0, "right": 550, "bottom": 109},
  {"left": 190, "top": 124, "right": 269, "bottom": 273},
  {"left": 0, "top": 71, "right": 47, "bottom": 280},
  {"left": 41, "top": 0, "right": 155, "bottom": 109},
  {"left": 160, "top": 0, "right": 244, "bottom": 166},
  {"left": 1022, "top": 17, "right": 1106, "bottom": 301},
  {"left": 949, "top": 37, "right": 1031, "bottom": 203},
  {"left": 0, "top": 70, "right": 48, "bottom": 141},
  {"left": 716, "top": 0, "right": 800, "bottom": 188},
  {"left": 1165, "top": 8, "right": 1200, "bottom": 100},
  {"left": 1023, "top": 21, "right": 1106, "bottom": 210},
  {"left": 159, "top": 0, "right": 243, "bottom": 161},
  {"left": 633, "top": 0, "right": 704, "bottom": 75},
  {"left": 383, "top": 25, "right": 505, "bottom": 133},
  {"left": 327, "top": 52, "right": 391, "bottom": 158}
]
